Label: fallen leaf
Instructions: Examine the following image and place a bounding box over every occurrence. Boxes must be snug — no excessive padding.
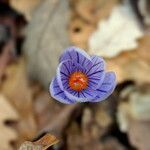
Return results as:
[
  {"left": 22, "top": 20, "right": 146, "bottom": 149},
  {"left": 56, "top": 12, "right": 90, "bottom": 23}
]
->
[
  {"left": 0, "top": 58, "right": 37, "bottom": 142},
  {"left": 23, "top": 0, "right": 70, "bottom": 89},
  {"left": 89, "top": 3, "right": 143, "bottom": 57},
  {"left": 106, "top": 35, "right": 150, "bottom": 83},
  {"left": 19, "top": 133, "right": 59, "bottom": 150},
  {"left": 0, "top": 94, "right": 19, "bottom": 150},
  {"left": 33, "top": 133, "right": 59, "bottom": 150}
]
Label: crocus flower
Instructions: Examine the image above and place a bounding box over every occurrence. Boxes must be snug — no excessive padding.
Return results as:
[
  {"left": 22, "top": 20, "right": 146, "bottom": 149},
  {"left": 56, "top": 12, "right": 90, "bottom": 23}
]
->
[{"left": 49, "top": 46, "right": 116, "bottom": 104}]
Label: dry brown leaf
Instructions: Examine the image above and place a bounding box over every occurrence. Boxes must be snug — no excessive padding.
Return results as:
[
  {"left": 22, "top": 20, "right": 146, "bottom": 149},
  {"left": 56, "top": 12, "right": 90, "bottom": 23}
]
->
[
  {"left": 0, "top": 94, "right": 19, "bottom": 150},
  {"left": 34, "top": 133, "right": 59, "bottom": 149},
  {"left": 107, "top": 35, "right": 150, "bottom": 83},
  {"left": 23, "top": 0, "right": 70, "bottom": 88},
  {"left": 0, "top": 58, "right": 37, "bottom": 142},
  {"left": 19, "top": 133, "right": 59, "bottom": 150}
]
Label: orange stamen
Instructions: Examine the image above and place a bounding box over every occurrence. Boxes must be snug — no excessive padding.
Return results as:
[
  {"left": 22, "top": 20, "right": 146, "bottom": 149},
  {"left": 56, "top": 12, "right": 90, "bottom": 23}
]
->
[{"left": 69, "top": 72, "right": 88, "bottom": 91}]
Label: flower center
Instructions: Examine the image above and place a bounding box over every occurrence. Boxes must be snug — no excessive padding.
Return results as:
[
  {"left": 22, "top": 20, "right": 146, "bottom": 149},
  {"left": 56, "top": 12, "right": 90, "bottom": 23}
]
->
[{"left": 69, "top": 72, "right": 88, "bottom": 91}]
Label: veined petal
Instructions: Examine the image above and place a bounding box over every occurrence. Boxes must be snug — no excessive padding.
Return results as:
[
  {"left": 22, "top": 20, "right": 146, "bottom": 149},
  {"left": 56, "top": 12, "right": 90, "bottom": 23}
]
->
[
  {"left": 86, "top": 55, "right": 105, "bottom": 90},
  {"left": 64, "top": 87, "right": 98, "bottom": 102},
  {"left": 59, "top": 46, "right": 93, "bottom": 68},
  {"left": 57, "top": 60, "right": 86, "bottom": 90},
  {"left": 50, "top": 77, "right": 75, "bottom": 104},
  {"left": 91, "top": 72, "right": 116, "bottom": 102}
]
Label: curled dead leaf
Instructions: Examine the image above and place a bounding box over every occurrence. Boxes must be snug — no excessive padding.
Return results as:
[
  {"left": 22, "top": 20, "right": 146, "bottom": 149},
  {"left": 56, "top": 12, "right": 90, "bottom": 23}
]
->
[
  {"left": 1, "top": 58, "right": 37, "bottom": 142},
  {"left": 19, "top": 133, "right": 59, "bottom": 150}
]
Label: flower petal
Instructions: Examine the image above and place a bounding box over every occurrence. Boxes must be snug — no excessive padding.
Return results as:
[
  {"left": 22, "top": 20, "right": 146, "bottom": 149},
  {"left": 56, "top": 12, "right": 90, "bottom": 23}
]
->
[
  {"left": 59, "top": 46, "right": 92, "bottom": 68},
  {"left": 91, "top": 72, "right": 116, "bottom": 102},
  {"left": 86, "top": 56, "right": 105, "bottom": 90},
  {"left": 50, "top": 77, "right": 75, "bottom": 104},
  {"left": 64, "top": 87, "right": 98, "bottom": 102},
  {"left": 57, "top": 60, "right": 86, "bottom": 90}
]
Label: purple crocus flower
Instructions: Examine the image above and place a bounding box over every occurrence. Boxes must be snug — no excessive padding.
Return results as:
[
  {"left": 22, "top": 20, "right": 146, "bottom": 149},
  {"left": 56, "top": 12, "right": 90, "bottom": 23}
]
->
[{"left": 49, "top": 46, "right": 116, "bottom": 104}]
